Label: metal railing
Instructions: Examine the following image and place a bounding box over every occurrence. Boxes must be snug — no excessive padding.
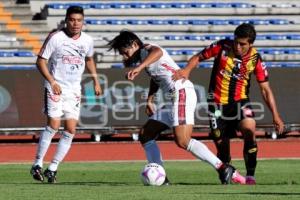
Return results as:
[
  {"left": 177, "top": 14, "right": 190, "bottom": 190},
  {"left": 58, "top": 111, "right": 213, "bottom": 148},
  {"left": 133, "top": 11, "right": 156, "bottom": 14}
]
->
[{"left": 0, "top": 124, "right": 299, "bottom": 142}]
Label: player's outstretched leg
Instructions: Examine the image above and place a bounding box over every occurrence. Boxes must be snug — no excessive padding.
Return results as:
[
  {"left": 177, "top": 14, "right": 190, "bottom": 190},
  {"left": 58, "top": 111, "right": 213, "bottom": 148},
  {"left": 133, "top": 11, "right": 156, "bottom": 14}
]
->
[
  {"left": 30, "top": 165, "right": 44, "bottom": 182},
  {"left": 44, "top": 168, "right": 57, "bottom": 184}
]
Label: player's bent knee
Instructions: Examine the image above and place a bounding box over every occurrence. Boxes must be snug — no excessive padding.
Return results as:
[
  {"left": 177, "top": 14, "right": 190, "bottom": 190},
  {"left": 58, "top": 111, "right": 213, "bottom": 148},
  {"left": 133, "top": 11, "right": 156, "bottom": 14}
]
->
[
  {"left": 139, "top": 131, "right": 154, "bottom": 144},
  {"left": 175, "top": 139, "right": 188, "bottom": 149}
]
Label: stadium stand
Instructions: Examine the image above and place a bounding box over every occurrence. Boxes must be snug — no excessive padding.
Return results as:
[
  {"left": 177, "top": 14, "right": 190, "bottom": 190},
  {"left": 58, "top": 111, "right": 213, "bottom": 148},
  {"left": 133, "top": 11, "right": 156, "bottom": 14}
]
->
[{"left": 0, "top": 0, "right": 299, "bottom": 138}]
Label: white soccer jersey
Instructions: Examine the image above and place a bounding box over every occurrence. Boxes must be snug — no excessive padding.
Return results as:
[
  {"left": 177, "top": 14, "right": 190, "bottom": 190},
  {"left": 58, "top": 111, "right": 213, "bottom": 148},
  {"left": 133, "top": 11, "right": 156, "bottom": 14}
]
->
[
  {"left": 145, "top": 44, "right": 197, "bottom": 127},
  {"left": 144, "top": 44, "right": 182, "bottom": 93},
  {"left": 39, "top": 29, "right": 94, "bottom": 92}
]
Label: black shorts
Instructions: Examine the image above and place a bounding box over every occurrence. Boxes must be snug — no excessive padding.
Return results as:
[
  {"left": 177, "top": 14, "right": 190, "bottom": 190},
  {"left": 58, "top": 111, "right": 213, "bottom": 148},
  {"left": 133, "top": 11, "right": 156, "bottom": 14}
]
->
[{"left": 208, "top": 99, "right": 255, "bottom": 139}]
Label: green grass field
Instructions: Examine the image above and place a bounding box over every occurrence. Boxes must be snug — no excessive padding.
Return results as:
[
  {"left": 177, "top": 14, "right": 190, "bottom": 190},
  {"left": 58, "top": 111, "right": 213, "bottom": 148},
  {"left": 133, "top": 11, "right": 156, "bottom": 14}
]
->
[{"left": 0, "top": 160, "right": 299, "bottom": 200}]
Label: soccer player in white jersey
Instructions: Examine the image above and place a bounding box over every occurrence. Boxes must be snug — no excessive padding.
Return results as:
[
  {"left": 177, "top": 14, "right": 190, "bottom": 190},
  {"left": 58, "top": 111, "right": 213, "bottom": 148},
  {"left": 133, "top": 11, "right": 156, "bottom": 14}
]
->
[
  {"left": 30, "top": 6, "right": 102, "bottom": 183},
  {"left": 108, "top": 30, "right": 245, "bottom": 185}
]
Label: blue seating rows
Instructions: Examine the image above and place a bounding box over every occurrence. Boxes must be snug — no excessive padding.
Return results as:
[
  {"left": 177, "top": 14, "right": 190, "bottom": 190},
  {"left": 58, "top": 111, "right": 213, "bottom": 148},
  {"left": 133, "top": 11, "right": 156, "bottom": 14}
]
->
[
  {"left": 163, "top": 34, "right": 300, "bottom": 41},
  {"left": 85, "top": 19, "right": 293, "bottom": 26},
  {"left": 1, "top": 48, "right": 300, "bottom": 57},
  {"left": 0, "top": 51, "right": 35, "bottom": 57},
  {"left": 0, "top": 65, "right": 36, "bottom": 70},
  {"left": 166, "top": 48, "right": 300, "bottom": 56},
  {"left": 46, "top": 2, "right": 298, "bottom": 10},
  {"left": 1, "top": 62, "right": 299, "bottom": 70},
  {"left": 110, "top": 62, "right": 300, "bottom": 69}
]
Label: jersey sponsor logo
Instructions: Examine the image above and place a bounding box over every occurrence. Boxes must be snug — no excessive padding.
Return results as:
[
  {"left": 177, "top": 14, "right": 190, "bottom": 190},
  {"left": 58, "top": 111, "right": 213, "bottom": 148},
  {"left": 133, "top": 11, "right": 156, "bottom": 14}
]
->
[
  {"left": 62, "top": 56, "right": 83, "bottom": 65},
  {"left": 220, "top": 69, "right": 244, "bottom": 80},
  {"left": 161, "top": 63, "right": 176, "bottom": 74}
]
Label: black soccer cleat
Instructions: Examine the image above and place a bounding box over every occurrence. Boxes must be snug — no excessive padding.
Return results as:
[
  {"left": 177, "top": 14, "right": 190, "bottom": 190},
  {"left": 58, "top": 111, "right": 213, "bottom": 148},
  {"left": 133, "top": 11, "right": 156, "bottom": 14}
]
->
[
  {"left": 162, "top": 176, "right": 171, "bottom": 186},
  {"left": 218, "top": 164, "right": 235, "bottom": 184},
  {"left": 30, "top": 165, "right": 44, "bottom": 182},
  {"left": 44, "top": 168, "right": 57, "bottom": 184}
]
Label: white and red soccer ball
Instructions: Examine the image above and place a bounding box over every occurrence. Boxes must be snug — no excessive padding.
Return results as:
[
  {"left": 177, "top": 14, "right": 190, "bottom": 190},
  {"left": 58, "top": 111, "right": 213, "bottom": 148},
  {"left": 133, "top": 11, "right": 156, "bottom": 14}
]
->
[{"left": 141, "top": 163, "right": 166, "bottom": 186}]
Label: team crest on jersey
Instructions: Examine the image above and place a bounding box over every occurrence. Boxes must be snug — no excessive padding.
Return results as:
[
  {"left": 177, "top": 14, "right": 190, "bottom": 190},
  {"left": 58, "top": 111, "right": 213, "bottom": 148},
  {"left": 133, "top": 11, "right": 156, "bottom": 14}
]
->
[{"left": 62, "top": 56, "right": 83, "bottom": 65}]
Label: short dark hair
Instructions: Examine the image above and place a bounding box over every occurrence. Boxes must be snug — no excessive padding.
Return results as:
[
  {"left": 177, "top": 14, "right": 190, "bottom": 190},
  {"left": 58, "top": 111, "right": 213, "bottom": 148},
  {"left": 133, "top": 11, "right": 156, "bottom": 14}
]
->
[
  {"left": 234, "top": 23, "right": 256, "bottom": 44},
  {"left": 65, "top": 6, "right": 84, "bottom": 20},
  {"left": 108, "top": 30, "right": 143, "bottom": 52}
]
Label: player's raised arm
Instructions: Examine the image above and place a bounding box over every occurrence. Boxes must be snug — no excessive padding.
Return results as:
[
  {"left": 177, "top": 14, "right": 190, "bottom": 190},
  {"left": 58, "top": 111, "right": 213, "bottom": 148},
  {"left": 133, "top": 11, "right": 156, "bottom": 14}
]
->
[
  {"left": 172, "top": 52, "right": 204, "bottom": 81},
  {"left": 127, "top": 46, "right": 163, "bottom": 80}
]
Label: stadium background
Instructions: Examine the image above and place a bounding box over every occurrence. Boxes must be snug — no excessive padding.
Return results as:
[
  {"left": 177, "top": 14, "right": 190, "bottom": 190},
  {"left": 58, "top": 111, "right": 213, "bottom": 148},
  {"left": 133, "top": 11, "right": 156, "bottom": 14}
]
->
[{"left": 0, "top": 0, "right": 299, "bottom": 163}]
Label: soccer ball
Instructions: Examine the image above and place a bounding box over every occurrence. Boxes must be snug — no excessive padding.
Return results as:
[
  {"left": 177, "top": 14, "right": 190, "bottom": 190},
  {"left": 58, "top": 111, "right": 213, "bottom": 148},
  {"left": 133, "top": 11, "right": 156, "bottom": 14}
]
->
[{"left": 141, "top": 163, "right": 166, "bottom": 186}]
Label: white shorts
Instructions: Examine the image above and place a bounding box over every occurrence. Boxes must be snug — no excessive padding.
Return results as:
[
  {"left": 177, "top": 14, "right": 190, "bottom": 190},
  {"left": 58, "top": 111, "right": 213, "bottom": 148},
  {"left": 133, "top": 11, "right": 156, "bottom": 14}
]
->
[
  {"left": 150, "top": 80, "right": 197, "bottom": 128},
  {"left": 44, "top": 88, "right": 81, "bottom": 120}
]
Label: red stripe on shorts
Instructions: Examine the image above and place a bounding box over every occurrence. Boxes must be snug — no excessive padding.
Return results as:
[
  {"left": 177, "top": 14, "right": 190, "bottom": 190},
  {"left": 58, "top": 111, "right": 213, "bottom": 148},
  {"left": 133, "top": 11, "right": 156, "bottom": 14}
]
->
[{"left": 178, "top": 89, "right": 186, "bottom": 125}]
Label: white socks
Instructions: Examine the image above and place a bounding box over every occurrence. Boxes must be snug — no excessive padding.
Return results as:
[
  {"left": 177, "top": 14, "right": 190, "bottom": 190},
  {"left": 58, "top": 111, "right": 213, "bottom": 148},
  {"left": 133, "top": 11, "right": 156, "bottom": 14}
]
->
[
  {"left": 48, "top": 131, "right": 74, "bottom": 171},
  {"left": 34, "top": 126, "right": 57, "bottom": 167},
  {"left": 143, "top": 140, "right": 164, "bottom": 166},
  {"left": 187, "top": 139, "right": 222, "bottom": 169}
]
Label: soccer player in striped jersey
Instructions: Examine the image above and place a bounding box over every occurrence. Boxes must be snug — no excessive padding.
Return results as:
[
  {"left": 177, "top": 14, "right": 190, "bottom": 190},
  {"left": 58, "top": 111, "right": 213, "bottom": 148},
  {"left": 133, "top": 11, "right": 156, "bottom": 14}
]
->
[
  {"left": 108, "top": 30, "right": 245, "bottom": 185},
  {"left": 173, "top": 23, "right": 284, "bottom": 184},
  {"left": 30, "top": 6, "right": 102, "bottom": 183}
]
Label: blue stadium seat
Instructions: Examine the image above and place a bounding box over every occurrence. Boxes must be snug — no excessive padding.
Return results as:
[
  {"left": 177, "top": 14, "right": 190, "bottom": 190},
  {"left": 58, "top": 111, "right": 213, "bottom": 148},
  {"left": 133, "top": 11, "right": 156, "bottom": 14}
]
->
[
  {"left": 14, "top": 51, "right": 35, "bottom": 57},
  {"left": 269, "top": 19, "right": 290, "bottom": 25},
  {"left": 212, "top": 3, "right": 234, "bottom": 8},
  {"left": 0, "top": 51, "right": 35, "bottom": 57},
  {"left": 168, "top": 20, "right": 189, "bottom": 25},
  {"left": 171, "top": 3, "right": 191, "bottom": 8},
  {"left": 47, "top": 3, "right": 68, "bottom": 9},
  {"left": 85, "top": 19, "right": 107, "bottom": 25},
  {"left": 106, "top": 19, "right": 127, "bottom": 25},
  {"left": 266, "top": 35, "right": 287, "bottom": 40},
  {"left": 285, "top": 49, "right": 300, "bottom": 54},
  {"left": 0, "top": 51, "right": 14, "bottom": 57},
  {"left": 231, "top": 3, "right": 252, "bottom": 8},
  {"left": 0, "top": 65, "right": 36, "bottom": 70},
  {"left": 110, "top": 3, "right": 131, "bottom": 9},
  {"left": 111, "top": 63, "right": 124, "bottom": 69},
  {"left": 256, "top": 35, "right": 268, "bottom": 40},
  {"left": 209, "top": 35, "right": 233, "bottom": 40},
  {"left": 259, "top": 48, "right": 285, "bottom": 54},
  {"left": 267, "top": 62, "right": 300, "bottom": 67},
  {"left": 150, "top": 3, "right": 172, "bottom": 9},
  {"left": 65, "top": 3, "right": 91, "bottom": 9},
  {"left": 185, "top": 35, "right": 206, "bottom": 40},
  {"left": 164, "top": 35, "right": 186, "bottom": 40},
  {"left": 129, "top": 3, "right": 151, "bottom": 9},
  {"left": 147, "top": 20, "right": 168, "bottom": 25},
  {"left": 190, "top": 3, "right": 212, "bottom": 8},
  {"left": 208, "top": 20, "right": 230, "bottom": 25},
  {"left": 127, "top": 20, "right": 148, "bottom": 25},
  {"left": 287, "top": 35, "right": 300, "bottom": 40},
  {"left": 89, "top": 3, "right": 111, "bottom": 9},
  {"left": 189, "top": 20, "right": 210, "bottom": 25}
]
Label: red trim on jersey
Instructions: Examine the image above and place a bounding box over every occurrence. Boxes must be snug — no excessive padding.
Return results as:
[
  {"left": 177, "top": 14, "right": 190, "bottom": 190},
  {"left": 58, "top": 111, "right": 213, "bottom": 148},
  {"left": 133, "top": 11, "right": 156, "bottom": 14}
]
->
[
  {"left": 38, "top": 29, "right": 60, "bottom": 57},
  {"left": 255, "top": 57, "right": 268, "bottom": 82},
  {"left": 178, "top": 89, "right": 186, "bottom": 125},
  {"left": 161, "top": 63, "right": 176, "bottom": 74}
]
